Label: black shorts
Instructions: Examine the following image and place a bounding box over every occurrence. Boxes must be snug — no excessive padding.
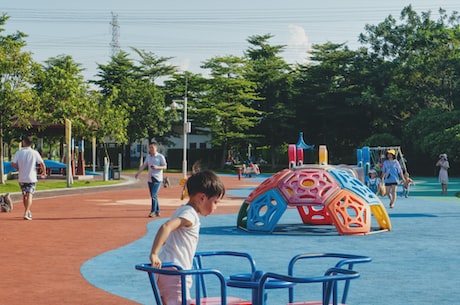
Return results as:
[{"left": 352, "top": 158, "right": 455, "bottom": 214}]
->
[{"left": 385, "top": 182, "right": 398, "bottom": 186}]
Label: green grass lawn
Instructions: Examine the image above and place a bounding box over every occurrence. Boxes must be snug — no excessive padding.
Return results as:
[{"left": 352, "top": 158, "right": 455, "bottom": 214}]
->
[{"left": 0, "top": 178, "right": 122, "bottom": 193}]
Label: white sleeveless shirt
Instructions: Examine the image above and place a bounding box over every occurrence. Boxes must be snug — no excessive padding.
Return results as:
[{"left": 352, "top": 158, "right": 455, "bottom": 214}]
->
[{"left": 159, "top": 205, "right": 200, "bottom": 270}]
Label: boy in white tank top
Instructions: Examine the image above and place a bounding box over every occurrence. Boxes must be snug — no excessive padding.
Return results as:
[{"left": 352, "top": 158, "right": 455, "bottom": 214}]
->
[{"left": 148, "top": 170, "right": 225, "bottom": 305}]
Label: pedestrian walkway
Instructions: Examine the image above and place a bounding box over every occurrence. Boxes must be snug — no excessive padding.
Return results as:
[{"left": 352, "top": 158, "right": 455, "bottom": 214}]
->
[
  {"left": 0, "top": 172, "right": 256, "bottom": 305},
  {"left": 1, "top": 174, "right": 459, "bottom": 304}
]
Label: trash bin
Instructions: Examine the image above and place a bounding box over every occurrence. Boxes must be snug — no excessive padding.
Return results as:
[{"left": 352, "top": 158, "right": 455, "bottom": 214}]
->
[{"left": 110, "top": 166, "right": 120, "bottom": 180}]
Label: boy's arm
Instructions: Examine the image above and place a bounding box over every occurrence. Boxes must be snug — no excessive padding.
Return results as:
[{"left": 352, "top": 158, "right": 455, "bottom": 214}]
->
[{"left": 149, "top": 217, "right": 192, "bottom": 267}]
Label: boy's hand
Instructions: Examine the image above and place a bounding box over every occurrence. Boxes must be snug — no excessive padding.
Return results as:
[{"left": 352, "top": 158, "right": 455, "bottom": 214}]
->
[{"left": 150, "top": 254, "right": 162, "bottom": 268}]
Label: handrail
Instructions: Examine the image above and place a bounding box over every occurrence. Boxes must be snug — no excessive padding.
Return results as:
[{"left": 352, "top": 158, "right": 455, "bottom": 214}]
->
[
  {"left": 135, "top": 263, "right": 227, "bottom": 305},
  {"left": 288, "top": 253, "right": 372, "bottom": 304},
  {"left": 257, "top": 268, "right": 360, "bottom": 305}
]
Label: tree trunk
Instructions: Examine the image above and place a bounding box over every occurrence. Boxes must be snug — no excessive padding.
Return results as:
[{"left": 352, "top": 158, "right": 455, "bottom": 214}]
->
[
  {"left": 270, "top": 146, "right": 277, "bottom": 170},
  {"left": 0, "top": 125, "right": 5, "bottom": 184},
  {"left": 219, "top": 142, "right": 228, "bottom": 170},
  {"left": 124, "top": 143, "right": 131, "bottom": 169}
]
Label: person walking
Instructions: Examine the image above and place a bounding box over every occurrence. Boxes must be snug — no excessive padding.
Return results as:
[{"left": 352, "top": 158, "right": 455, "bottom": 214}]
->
[
  {"left": 436, "top": 153, "right": 449, "bottom": 194},
  {"left": 11, "top": 135, "right": 46, "bottom": 220},
  {"left": 135, "top": 141, "right": 167, "bottom": 217},
  {"left": 381, "top": 149, "right": 406, "bottom": 208},
  {"left": 402, "top": 171, "right": 415, "bottom": 198}
]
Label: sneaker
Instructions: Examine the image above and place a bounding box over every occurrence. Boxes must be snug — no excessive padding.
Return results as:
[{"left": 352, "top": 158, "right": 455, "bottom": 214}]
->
[
  {"left": 149, "top": 212, "right": 156, "bottom": 218},
  {"left": 155, "top": 212, "right": 160, "bottom": 217},
  {"left": 24, "top": 211, "right": 32, "bottom": 220}
]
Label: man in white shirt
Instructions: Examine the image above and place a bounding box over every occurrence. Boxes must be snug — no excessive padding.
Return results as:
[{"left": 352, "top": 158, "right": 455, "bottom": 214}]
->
[
  {"left": 135, "top": 141, "right": 167, "bottom": 217},
  {"left": 12, "top": 136, "right": 46, "bottom": 220}
]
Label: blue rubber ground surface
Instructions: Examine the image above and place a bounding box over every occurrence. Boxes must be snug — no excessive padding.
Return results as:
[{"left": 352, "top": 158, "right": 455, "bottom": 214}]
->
[{"left": 81, "top": 176, "right": 460, "bottom": 305}]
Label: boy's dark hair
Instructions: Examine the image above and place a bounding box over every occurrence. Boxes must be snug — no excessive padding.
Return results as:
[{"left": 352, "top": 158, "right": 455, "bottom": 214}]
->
[{"left": 186, "top": 170, "right": 225, "bottom": 199}]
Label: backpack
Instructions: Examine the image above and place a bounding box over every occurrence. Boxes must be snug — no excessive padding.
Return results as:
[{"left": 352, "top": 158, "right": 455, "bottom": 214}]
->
[{"left": 0, "top": 193, "right": 13, "bottom": 212}]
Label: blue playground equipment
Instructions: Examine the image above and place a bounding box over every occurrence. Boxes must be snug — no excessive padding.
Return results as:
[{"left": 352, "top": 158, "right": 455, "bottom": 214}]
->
[
  {"left": 356, "top": 146, "right": 408, "bottom": 183},
  {"left": 135, "top": 251, "right": 371, "bottom": 305}
]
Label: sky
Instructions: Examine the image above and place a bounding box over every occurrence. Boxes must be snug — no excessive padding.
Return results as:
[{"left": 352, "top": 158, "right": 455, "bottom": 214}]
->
[{"left": 2, "top": 0, "right": 459, "bottom": 80}]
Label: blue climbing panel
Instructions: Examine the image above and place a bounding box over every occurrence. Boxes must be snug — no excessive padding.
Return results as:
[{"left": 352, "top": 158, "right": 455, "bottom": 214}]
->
[
  {"left": 329, "top": 169, "right": 381, "bottom": 206},
  {"left": 247, "top": 189, "right": 288, "bottom": 232}
]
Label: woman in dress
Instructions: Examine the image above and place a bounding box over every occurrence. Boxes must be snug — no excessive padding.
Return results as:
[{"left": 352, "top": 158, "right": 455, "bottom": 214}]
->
[
  {"left": 381, "top": 149, "right": 406, "bottom": 208},
  {"left": 436, "top": 153, "right": 449, "bottom": 194}
]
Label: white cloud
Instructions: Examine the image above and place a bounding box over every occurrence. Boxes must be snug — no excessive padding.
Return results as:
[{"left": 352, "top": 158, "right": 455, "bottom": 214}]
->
[
  {"left": 285, "top": 24, "right": 311, "bottom": 64},
  {"left": 175, "top": 58, "right": 191, "bottom": 72}
]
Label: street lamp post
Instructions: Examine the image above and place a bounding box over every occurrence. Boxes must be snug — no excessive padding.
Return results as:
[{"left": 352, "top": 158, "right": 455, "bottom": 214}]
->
[
  {"left": 182, "top": 95, "right": 188, "bottom": 179},
  {"left": 173, "top": 76, "right": 190, "bottom": 179},
  {"left": 173, "top": 97, "right": 189, "bottom": 179}
]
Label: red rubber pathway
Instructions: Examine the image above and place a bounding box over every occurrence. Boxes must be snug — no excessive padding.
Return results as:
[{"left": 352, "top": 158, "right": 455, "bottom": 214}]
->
[{"left": 0, "top": 173, "right": 257, "bottom": 305}]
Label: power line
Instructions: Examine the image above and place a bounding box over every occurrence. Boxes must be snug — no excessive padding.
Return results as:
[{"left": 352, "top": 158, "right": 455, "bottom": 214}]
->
[{"left": 4, "top": 4, "right": 457, "bottom": 78}]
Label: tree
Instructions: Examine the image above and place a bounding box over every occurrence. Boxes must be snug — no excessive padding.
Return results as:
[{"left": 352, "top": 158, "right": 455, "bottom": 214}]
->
[
  {"left": 244, "top": 34, "right": 294, "bottom": 168},
  {"left": 34, "top": 55, "right": 96, "bottom": 137},
  {"left": 89, "top": 90, "right": 128, "bottom": 144},
  {"left": 357, "top": 6, "right": 460, "bottom": 169},
  {"left": 293, "top": 43, "right": 372, "bottom": 163},
  {"left": 0, "top": 14, "right": 36, "bottom": 183},
  {"left": 200, "top": 55, "right": 261, "bottom": 168},
  {"left": 359, "top": 6, "right": 460, "bottom": 120},
  {"left": 131, "top": 48, "right": 178, "bottom": 143},
  {"left": 131, "top": 47, "right": 177, "bottom": 84},
  {"left": 93, "top": 51, "right": 176, "bottom": 167},
  {"left": 404, "top": 108, "right": 460, "bottom": 165}
]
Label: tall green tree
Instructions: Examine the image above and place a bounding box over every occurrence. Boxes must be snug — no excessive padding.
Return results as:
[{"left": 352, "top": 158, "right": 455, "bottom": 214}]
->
[
  {"left": 131, "top": 47, "right": 177, "bottom": 84},
  {"left": 359, "top": 5, "right": 460, "bottom": 118},
  {"left": 90, "top": 90, "right": 128, "bottom": 144},
  {"left": 93, "top": 51, "right": 176, "bottom": 167},
  {"left": 0, "top": 14, "right": 36, "bottom": 183},
  {"left": 131, "top": 48, "right": 178, "bottom": 143},
  {"left": 293, "top": 43, "right": 371, "bottom": 163},
  {"left": 244, "top": 34, "right": 293, "bottom": 167},
  {"left": 34, "top": 55, "right": 95, "bottom": 137},
  {"left": 93, "top": 51, "right": 142, "bottom": 167},
  {"left": 403, "top": 108, "right": 460, "bottom": 165},
  {"left": 200, "top": 55, "right": 261, "bottom": 168},
  {"left": 357, "top": 6, "right": 460, "bottom": 169}
]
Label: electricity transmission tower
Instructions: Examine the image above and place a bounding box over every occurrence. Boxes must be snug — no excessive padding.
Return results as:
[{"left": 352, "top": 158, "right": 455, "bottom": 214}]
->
[{"left": 110, "top": 12, "right": 120, "bottom": 56}]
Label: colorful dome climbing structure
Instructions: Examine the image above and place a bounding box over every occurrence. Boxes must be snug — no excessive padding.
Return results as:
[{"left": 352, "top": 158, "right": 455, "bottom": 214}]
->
[{"left": 237, "top": 164, "right": 391, "bottom": 235}]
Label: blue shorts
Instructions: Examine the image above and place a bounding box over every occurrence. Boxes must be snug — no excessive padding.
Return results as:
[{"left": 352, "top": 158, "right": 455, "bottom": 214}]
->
[{"left": 19, "top": 183, "right": 36, "bottom": 194}]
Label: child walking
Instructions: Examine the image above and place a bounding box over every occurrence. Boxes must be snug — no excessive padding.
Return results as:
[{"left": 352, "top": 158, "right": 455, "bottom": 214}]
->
[
  {"left": 402, "top": 172, "right": 414, "bottom": 198},
  {"left": 149, "top": 170, "right": 225, "bottom": 305},
  {"left": 366, "top": 169, "right": 381, "bottom": 194}
]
